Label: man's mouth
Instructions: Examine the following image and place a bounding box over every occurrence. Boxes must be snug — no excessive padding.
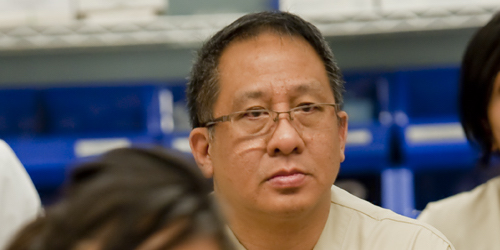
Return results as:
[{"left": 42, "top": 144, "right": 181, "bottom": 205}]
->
[{"left": 267, "top": 170, "right": 307, "bottom": 188}]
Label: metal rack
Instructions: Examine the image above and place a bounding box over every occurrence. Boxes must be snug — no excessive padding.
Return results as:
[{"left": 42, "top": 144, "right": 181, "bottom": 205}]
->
[
  {"left": 0, "top": 5, "right": 498, "bottom": 51},
  {"left": 307, "top": 5, "right": 499, "bottom": 36}
]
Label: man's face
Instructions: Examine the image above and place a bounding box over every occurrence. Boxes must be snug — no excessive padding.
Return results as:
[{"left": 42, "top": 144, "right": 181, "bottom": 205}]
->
[{"left": 190, "top": 32, "right": 348, "bottom": 217}]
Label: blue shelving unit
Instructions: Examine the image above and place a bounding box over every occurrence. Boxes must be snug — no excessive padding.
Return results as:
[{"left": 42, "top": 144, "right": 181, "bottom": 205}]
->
[
  {"left": 388, "top": 66, "right": 478, "bottom": 171},
  {"left": 385, "top": 66, "right": 480, "bottom": 212},
  {"left": 1, "top": 83, "right": 174, "bottom": 192},
  {"left": 0, "top": 88, "right": 41, "bottom": 138},
  {"left": 340, "top": 71, "right": 393, "bottom": 175},
  {"left": 381, "top": 167, "right": 417, "bottom": 218}
]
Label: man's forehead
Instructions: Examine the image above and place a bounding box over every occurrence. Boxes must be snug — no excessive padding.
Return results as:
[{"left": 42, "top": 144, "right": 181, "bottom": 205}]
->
[
  {"left": 215, "top": 31, "right": 333, "bottom": 108},
  {"left": 223, "top": 31, "right": 310, "bottom": 55},
  {"left": 217, "top": 32, "right": 322, "bottom": 80}
]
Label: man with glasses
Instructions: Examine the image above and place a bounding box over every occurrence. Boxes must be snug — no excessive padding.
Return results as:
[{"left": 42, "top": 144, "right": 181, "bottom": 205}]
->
[{"left": 188, "top": 11, "right": 454, "bottom": 250}]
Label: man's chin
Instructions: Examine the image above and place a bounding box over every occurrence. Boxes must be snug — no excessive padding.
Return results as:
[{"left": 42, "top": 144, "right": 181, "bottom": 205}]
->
[{"left": 258, "top": 194, "right": 318, "bottom": 217}]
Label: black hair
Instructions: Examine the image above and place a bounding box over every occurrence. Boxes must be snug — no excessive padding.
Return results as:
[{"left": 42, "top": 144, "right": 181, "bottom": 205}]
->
[
  {"left": 187, "top": 11, "right": 344, "bottom": 128},
  {"left": 460, "top": 12, "right": 500, "bottom": 165}
]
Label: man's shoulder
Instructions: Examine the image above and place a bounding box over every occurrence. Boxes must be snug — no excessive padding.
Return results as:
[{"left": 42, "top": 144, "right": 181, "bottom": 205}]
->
[
  {"left": 330, "top": 185, "right": 415, "bottom": 223},
  {"left": 327, "top": 185, "right": 453, "bottom": 249}
]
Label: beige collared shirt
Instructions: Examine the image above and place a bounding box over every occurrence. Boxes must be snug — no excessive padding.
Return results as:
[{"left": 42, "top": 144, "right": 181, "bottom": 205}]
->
[
  {"left": 0, "top": 140, "right": 41, "bottom": 249},
  {"left": 418, "top": 176, "right": 500, "bottom": 250},
  {"left": 227, "top": 185, "right": 454, "bottom": 250}
]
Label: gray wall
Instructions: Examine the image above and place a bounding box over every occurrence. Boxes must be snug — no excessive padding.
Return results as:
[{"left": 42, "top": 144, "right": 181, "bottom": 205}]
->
[
  {"left": 328, "top": 28, "right": 477, "bottom": 71},
  {"left": 0, "top": 27, "right": 478, "bottom": 87}
]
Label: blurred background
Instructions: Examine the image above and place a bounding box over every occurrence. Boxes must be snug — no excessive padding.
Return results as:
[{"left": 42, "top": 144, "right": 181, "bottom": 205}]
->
[{"left": 1, "top": 0, "right": 499, "bottom": 218}]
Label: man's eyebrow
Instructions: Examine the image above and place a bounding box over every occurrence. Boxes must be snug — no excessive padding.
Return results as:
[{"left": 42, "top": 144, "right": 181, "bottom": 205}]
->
[
  {"left": 243, "top": 90, "right": 264, "bottom": 99},
  {"left": 234, "top": 90, "right": 266, "bottom": 105}
]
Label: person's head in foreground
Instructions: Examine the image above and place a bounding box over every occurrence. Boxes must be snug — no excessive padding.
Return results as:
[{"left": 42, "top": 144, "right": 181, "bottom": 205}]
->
[
  {"left": 188, "top": 10, "right": 453, "bottom": 250},
  {"left": 460, "top": 12, "right": 500, "bottom": 164},
  {"left": 6, "top": 147, "right": 231, "bottom": 250}
]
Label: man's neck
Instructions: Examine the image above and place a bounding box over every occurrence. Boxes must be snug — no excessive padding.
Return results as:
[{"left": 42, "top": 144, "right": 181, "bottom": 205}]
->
[{"left": 225, "top": 199, "right": 331, "bottom": 250}]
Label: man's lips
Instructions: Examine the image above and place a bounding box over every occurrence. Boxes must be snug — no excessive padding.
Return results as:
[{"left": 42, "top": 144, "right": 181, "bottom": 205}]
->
[
  {"left": 267, "top": 170, "right": 307, "bottom": 188},
  {"left": 268, "top": 169, "right": 304, "bottom": 180}
]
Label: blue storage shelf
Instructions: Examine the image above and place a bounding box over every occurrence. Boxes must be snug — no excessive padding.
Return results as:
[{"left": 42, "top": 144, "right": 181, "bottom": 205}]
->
[
  {"left": 5, "top": 134, "right": 159, "bottom": 190},
  {"left": 42, "top": 84, "right": 168, "bottom": 137},
  {"left": 340, "top": 71, "right": 392, "bottom": 174},
  {"left": 162, "top": 131, "right": 191, "bottom": 153},
  {"left": 0, "top": 88, "right": 41, "bottom": 137},
  {"left": 399, "top": 120, "right": 477, "bottom": 170},
  {"left": 330, "top": 71, "right": 396, "bottom": 211},
  {"left": 381, "top": 167, "right": 417, "bottom": 218},
  {"left": 382, "top": 66, "right": 482, "bottom": 213},
  {"left": 342, "top": 124, "right": 391, "bottom": 175},
  {"left": 1, "top": 83, "right": 175, "bottom": 190},
  {"left": 5, "top": 137, "right": 74, "bottom": 189},
  {"left": 387, "top": 66, "right": 477, "bottom": 171}
]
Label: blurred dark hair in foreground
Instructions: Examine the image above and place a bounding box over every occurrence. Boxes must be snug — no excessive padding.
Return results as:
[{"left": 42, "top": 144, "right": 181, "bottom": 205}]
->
[{"left": 7, "top": 146, "right": 232, "bottom": 250}]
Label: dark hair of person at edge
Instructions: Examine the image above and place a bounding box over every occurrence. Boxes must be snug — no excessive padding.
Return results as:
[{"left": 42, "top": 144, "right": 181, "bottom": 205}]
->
[{"left": 460, "top": 12, "right": 500, "bottom": 166}]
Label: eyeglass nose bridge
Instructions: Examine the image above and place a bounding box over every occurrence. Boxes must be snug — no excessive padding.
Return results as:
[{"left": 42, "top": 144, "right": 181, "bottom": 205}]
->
[{"left": 272, "top": 110, "right": 295, "bottom": 123}]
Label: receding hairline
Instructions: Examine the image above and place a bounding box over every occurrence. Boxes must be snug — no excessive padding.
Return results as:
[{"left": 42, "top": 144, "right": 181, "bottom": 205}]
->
[{"left": 228, "top": 23, "right": 303, "bottom": 42}]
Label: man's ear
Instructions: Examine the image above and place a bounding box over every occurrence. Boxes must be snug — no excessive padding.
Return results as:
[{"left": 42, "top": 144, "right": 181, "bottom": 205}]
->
[
  {"left": 189, "top": 127, "right": 214, "bottom": 178},
  {"left": 337, "top": 111, "right": 349, "bottom": 163}
]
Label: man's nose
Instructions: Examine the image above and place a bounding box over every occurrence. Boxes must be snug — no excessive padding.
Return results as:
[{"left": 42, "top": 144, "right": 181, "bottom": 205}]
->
[
  {"left": 266, "top": 114, "right": 305, "bottom": 156},
  {"left": 273, "top": 111, "right": 294, "bottom": 123}
]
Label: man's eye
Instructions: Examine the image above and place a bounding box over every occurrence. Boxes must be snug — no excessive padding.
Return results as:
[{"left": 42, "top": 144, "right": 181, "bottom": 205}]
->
[
  {"left": 237, "top": 109, "right": 269, "bottom": 120},
  {"left": 298, "top": 104, "right": 319, "bottom": 113},
  {"left": 245, "top": 110, "right": 268, "bottom": 118}
]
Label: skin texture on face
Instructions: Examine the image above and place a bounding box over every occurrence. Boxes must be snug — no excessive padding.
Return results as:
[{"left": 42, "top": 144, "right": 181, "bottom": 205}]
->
[
  {"left": 190, "top": 32, "right": 348, "bottom": 221},
  {"left": 488, "top": 73, "right": 500, "bottom": 151}
]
